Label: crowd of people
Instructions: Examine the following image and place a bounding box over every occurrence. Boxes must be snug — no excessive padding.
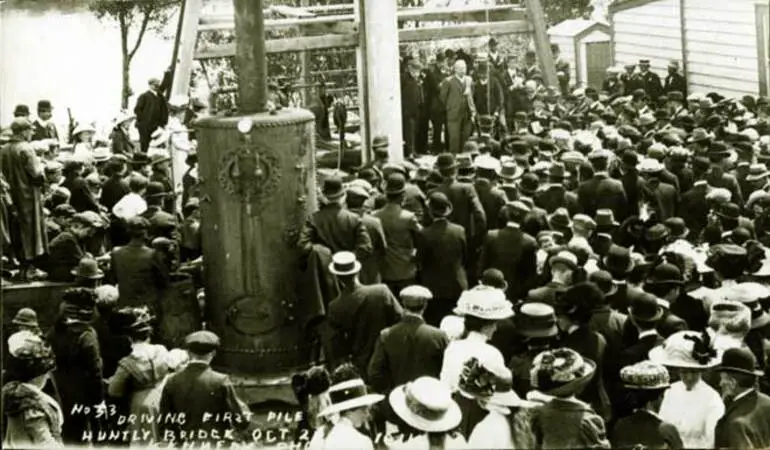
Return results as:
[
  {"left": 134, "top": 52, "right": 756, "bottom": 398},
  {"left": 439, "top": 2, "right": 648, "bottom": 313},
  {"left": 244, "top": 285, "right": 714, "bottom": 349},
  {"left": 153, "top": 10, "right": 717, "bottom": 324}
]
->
[{"left": 4, "top": 41, "right": 770, "bottom": 449}]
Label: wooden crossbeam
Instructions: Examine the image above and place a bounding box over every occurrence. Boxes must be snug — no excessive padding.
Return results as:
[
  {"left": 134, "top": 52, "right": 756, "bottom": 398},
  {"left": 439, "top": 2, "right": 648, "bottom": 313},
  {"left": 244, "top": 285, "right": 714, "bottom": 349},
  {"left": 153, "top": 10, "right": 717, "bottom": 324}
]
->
[
  {"left": 198, "top": 5, "right": 526, "bottom": 32},
  {"left": 196, "top": 19, "right": 532, "bottom": 59}
]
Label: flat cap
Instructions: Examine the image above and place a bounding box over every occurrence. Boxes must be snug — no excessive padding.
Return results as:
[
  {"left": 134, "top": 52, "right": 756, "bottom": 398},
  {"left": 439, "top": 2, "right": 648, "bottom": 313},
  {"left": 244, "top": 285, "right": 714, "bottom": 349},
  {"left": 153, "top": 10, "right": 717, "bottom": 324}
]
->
[
  {"left": 185, "top": 330, "right": 221, "bottom": 353},
  {"left": 72, "top": 211, "right": 105, "bottom": 229},
  {"left": 399, "top": 285, "right": 433, "bottom": 308}
]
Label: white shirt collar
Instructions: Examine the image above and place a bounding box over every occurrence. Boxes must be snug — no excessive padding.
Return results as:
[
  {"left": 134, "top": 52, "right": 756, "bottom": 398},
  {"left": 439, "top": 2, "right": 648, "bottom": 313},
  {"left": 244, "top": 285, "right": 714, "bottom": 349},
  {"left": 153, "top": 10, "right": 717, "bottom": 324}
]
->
[
  {"left": 506, "top": 222, "right": 520, "bottom": 229},
  {"left": 638, "top": 329, "right": 659, "bottom": 339}
]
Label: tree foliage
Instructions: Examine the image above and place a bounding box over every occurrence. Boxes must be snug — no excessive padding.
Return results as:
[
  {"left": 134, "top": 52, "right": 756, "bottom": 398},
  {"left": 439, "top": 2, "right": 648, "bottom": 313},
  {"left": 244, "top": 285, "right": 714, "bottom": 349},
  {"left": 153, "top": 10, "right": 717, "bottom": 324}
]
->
[
  {"left": 88, "top": 0, "right": 181, "bottom": 108},
  {"left": 541, "top": 0, "right": 593, "bottom": 25}
]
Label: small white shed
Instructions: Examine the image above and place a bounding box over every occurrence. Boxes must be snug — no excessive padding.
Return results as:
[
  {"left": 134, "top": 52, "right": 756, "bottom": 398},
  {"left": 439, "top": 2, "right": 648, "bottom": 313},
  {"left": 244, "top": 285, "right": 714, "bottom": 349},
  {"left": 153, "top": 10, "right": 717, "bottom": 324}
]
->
[
  {"left": 610, "top": 0, "right": 770, "bottom": 98},
  {"left": 548, "top": 19, "right": 612, "bottom": 89}
]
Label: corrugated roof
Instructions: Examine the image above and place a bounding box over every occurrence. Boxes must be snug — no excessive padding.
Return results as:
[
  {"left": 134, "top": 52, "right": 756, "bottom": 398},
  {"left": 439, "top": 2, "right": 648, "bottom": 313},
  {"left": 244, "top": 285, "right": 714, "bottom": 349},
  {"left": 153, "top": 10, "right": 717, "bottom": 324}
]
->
[{"left": 547, "top": 19, "right": 608, "bottom": 37}]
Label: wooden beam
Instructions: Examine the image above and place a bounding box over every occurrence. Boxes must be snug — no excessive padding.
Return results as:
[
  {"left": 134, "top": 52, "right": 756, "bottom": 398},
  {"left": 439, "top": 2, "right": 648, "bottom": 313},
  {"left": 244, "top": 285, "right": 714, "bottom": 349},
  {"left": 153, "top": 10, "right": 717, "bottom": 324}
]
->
[
  {"left": 195, "top": 19, "right": 532, "bottom": 59},
  {"left": 198, "top": 5, "right": 526, "bottom": 32},
  {"left": 526, "top": 0, "right": 558, "bottom": 88}
]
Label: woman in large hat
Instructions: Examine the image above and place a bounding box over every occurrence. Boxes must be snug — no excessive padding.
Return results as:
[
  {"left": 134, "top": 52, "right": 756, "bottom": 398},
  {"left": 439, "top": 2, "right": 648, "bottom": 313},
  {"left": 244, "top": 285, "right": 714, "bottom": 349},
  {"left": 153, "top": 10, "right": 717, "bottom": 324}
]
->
[
  {"left": 71, "top": 121, "right": 97, "bottom": 165},
  {"left": 529, "top": 347, "right": 609, "bottom": 449},
  {"left": 650, "top": 330, "right": 724, "bottom": 448},
  {"left": 610, "top": 361, "right": 683, "bottom": 449},
  {"left": 385, "top": 377, "right": 465, "bottom": 449},
  {"left": 313, "top": 377, "right": 384, "bottom": 450},
  {"left": 107, "top": 306, "right": 170, "bottom": 445},
  {"left": 2, "top": 333, "right": 61, "bottom": 448},
  {"left": 110, "top": 110, "right": 136, "bottom": 155}
]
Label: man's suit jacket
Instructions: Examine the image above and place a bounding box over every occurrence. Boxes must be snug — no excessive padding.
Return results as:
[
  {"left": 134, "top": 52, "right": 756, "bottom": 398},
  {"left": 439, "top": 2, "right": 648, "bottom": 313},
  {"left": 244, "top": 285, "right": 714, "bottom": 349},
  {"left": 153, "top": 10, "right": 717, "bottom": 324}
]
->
[
  {"left": 589, "top": 305, "right": 628, "bottom": 360},
  {"left": 44, "top": 231, "right": 85, "bottom": 282},
  {"left": 715, "top": 390, "right": 770, "bottom": 449},
  {"left": 640, "top": 70, "right": 663, "bottom": 100},
  {"left": 439, "top": 75, "right": 474, "bottom": 121},
  {"left": 664, "top": 72, "right": 687, "bottom": 97},
  {"left": 474, "top": 181, "right": 507, "bottom": 230},
  {"left": 110, "top": 241, "right": 170, "bottom": 310},
  {"left": 31, "top": 120, "right": 58, "bottom": 142},
  {"left": 298, "top": 203, "right": 373, "bottom": 261},
  {"left": 416, "top": 218, "right": 468, "bottom": 300},
  {"left": 160, "top": 361, "right": 251, "bottom": 444},
  {"left": 477, "top": 225, "right": 537, "bottom": 301},
  {"left": 500, "top": 70, "right": 527, "bottom": 117},
  {"left": 707, "top": 171, "right": 744, "bottom": 206},
  {"left": 578, "top": 173, "right": 628, "bottom": 219},
  {"left": 373, "top": 203, "right": 421, "bottom": 282},
  {"left": 618, "top": 332, "right": 664, "bottom": 369},
  {"left": 358, "top": 213, "right": 387, "bottom": 285},
  {"left": 401, "top": 73, "right": 425, "bottom": 119},
  {"left": 367, "top": 314, "right": 448, "bottom": 394},
  {"left": 680, "top": 184, "right": 710, "bottom": 236},
  {"left": 133, "top": 90, "right": 168, "bottom": 133},
  {"left": 611, "top": 409, "right": 684, "bottom": 450},
  {"left": 648, "top": 179, "right": 679, "bottom": 221},
  {"left": 432, "top": 179, "right": 486, "bottom": 243},
  {"left": 327, "top": 283, "right": 403, "bottom": 377},
  {"left": 535, "top": 184, "right": 580, "bottom": 215}
]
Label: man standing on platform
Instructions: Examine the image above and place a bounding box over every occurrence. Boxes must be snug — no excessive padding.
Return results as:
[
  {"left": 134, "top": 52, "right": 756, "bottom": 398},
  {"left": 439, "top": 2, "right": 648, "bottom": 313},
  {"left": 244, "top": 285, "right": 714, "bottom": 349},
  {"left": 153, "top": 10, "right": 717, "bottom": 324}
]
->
[
  {"left": 638, "top": 59, "right": 663, "bottom": 102},
  {"left": 440, "top": 59, "right": 476, "bottom": 154},
  {"left": 133, "top": 77, "right": 169, "bottom": 153},
  {"left": 663, "top": 60, "right": 687, "bottom": 97},
  {"left": 401, "top": 59, "right": 426, "bottom": 158}
]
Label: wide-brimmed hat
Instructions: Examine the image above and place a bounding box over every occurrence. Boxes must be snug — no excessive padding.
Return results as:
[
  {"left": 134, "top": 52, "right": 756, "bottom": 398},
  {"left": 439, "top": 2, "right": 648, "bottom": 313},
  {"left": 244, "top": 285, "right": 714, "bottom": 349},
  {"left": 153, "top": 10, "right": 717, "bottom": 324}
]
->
[
  {"left": 515, "top": 302, "right": 558, "bottom": 338},
  {"left": 518, "top": 173, "right": 540, "bottom": 196},
  {"left": 458, "top": 357, "right": 535, "bottom": 409},
  {"left": 589, "top": 270, "right": 618, "bottom": 297},
  {"left": 428, "top": 191, "right": 453, "bottom": 218},
  {"left": 718, "top": 347, "right": 764, "bottom": 377},
  {"left": 453, "top": 286, "right": 513, "bottom": 320},
  {"left": 604, "top": 244, "right": 635, "bottom": 276},
  {"left": 320, "top": 378, "right": 384, "bottom": 416},
  {"left": 649, "top": 330, "right": 720, "bottom": 369},
  {"left": 645, "top": 262, "right": 684, "bottom": 287},
  {"left": 620, "top": 361, "right": 671, "bottom": 390},
  {"left": 638, "top": 158, "right": 664, "bottom": 174},
  {"left": 531, "top": 348, "right": 596, "bottom": 397},
  {"left": 687, "top": 128, "right": 714, "bottom": 144},
  {"left": 91, "top": 146, "right": 112, "bottom": 162},
  {"left": 595, "top": 209, "right": 619, "bottom": 228},
  {"left": 436, "top": 153, "right": 457, "bottom": 173},
  {"left": 729, "top": 282, "right": 770, "bottom": 329},
  {"left": 130, "top": 153, "right": 151, "bottom": 166},
  {"left": 629, "top": 291, "right": 664, "bottom": 323},
  {"left": 716, "top": 202, "right": 741, "bottom": 221},
  {"left": 329, "top": 251, "right": 361, "bottom": 276},
  {"left": 389, "top": 377, "right": 461, "bottom": 433},
  {"left": 117, "top": 306, "right": 154, "bottom": 335},
  {"left": 6, "top": 332, "right": 56, "bottom": 379},
  {"left": 115, "top": 111, "right": 135, "bottom": 126},
  {"left": 371, "top": 135, "right": 390, "bottom": 151},
  {"left": 11, "top": 308, "right": 39, "bottom": 328},
  {"left": 70, "top": 258, "right": 104, "bottom": 279},
  {"left": 72, "top": 123, "right": 96, "bottom": 136},
  {"left": 497, "top": 162, "right": 523, "bottom": 181},
  {"left": 60, "top": 287, "right": 97, "bottom": 322}
]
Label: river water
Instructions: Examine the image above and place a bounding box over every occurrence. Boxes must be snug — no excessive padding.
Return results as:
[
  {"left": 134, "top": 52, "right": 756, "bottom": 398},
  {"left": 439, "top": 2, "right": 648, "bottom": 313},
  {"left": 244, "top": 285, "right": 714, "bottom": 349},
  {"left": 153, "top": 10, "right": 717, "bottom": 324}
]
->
[{"left": 0, "top": 0, "right": 177, "bottom": 131}]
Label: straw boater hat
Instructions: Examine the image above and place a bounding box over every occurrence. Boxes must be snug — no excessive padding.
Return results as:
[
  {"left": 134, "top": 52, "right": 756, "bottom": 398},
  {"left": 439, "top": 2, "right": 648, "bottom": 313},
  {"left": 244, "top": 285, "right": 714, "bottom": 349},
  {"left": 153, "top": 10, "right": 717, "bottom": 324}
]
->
[
  {"left": 319, "top": 378, "right": 384, "bottom": 416},
  {"left": 389, "top": 377, "right": 462, "bottom": 433},
  {"left": 620, "top": 361, "right": 671, "bottom": 390},
  {"left": 453, "top": 285, "right": 513, "bottom": 320},
  {"left": 329, "top": 251, "right": 361, "bottom": 276},
  {"left": 649, "top": 330, "right": 720, "bottom": 369},
  {"left": 530, "top": 348, "right": 596, "bottom": 397},
  {"left": 515, "top": 302, "right": 558, "bottom": 338}
]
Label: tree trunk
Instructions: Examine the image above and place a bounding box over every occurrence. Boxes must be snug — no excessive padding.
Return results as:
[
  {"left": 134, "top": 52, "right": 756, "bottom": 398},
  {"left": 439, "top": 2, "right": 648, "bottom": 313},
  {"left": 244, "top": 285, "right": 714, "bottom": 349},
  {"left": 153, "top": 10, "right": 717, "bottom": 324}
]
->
[{"left": 120, "top": 13, "right": 130, "bottom": 109}]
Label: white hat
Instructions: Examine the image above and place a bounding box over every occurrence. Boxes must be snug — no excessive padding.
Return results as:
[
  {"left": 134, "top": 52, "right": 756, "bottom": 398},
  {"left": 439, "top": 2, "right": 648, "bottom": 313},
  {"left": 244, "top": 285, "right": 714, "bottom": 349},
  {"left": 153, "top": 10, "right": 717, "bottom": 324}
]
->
[
  {"left": 638, "top": 158, "right": 665, "bottom": 174},
  {"left": 319, "top": 378, "right": 384, "bottom": 416},
  {"left": 72, "top": 123, "right": 96, "bottom": 136},
  {"left": 115, "top": 110, "right": 135, "bottom": 126},
  {"left": 7, "top": 330, "right": 41, "bottom": 358},
  {"left": 169, "top": 95, "right": 190, "bottom": 109},
  {"left": 389, "top": 377, "right": 462, "bottom": 433},
  {"left": 453, "top": 285, "right": 513, "bottom": 320},
  {"left": 648, "top": 330, "right": 721, "bottom": 369},
  {"left": 474, "top": 154, "right": 501, "bottom": 172},
  {"left": 328, "top": 251, "right": 362, "bottom": 276}
]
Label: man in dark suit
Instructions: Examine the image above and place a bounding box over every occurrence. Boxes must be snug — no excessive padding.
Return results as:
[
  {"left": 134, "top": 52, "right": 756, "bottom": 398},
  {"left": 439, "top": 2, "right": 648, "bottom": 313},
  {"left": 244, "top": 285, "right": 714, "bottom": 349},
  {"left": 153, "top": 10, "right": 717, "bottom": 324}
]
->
[
  {"left": 432, "top": 153, "right": 486, "bottom": 283},
  {"left": 440, "top": 59, "right": 475, "bottom": 154},
  {"left": 641, "top": 162, "right": 679, "bottom": 221},
  {"left": 401, "top": 59, "right": 426, "bottom": 157},
  {"left": 663, "top": 60, "right": 687, "bottom": 97},
  {"left": 416, "top": 192, "right": 468, "bottom": 326},
  {"left": 133, "top": 77, "right": 169, "bottom": 153},
  {"left": 326, "top": 251, "right": 403, "bottom": 379},
  {"left": 638, "top": 59, "right": 663, "bottom": 101},
  {"left": 298, "top": 176, "right": 373, "bottom": 261},
  {"left": 31, "top": 100, "right": 58, "bottom": 142},
  {"left": 643, "top": 262, "right": 696, "bottom": 335},
  {"left": 43, "top": 211, "right": 103, "bottom": 282},
  {"left": 477, "top": 201, "right": 537, "bottom": 302},
  {"left": 715, "top": 348, "right": 770, "bottom": 449},
  {"left": 346, "top": 186, "right": 386, "bottom": 285},
  {"left": 109, "top": 216, "right": 170, "bottom": 311},
  {"left": 578, "top": 150, "right": 628, "bottom": 219},
  {"left": 680, "top": 180, "right": 711, "bottom": 237},
  {"left": 501, "top": 56, "right": 527, "bottom": 131},
  {"left": 367, "top": 285, "right": 448, "bottom": 394},
  {"left": 160, "top": 331, "right": 253, "bottom": 446},
  {"left": 423, "top": 53, "right": 450, "bottom": 153},
  {"left": 618, "top": 292, "right": 666, "bottom": 368},
  {"left": 535, "top": 162, "right": 579, "bottom": 215}
]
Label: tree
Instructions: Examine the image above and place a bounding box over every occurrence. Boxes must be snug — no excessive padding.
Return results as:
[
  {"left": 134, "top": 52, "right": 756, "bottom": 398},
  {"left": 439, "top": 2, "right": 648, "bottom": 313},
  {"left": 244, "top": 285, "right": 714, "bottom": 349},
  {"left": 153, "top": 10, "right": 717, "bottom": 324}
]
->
[
  {"left": 541, "top": 0, "right": 592, "bottom": 25},
  {"left": 89, "top": 0, "right": 181, "bottom": 109}
]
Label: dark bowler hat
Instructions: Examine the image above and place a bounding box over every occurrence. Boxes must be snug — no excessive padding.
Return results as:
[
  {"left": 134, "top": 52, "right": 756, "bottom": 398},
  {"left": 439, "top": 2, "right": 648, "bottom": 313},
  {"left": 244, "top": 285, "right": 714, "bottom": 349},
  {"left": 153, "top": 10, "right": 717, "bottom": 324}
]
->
[
  {"left": 629, "top": 291, "right": 664, "bottom": 323},
  {"left": 515, "top": 303, "right": 558, "bottom": 338},
  {"left": 663, "top": 217, "right": 688, "bottom": 239},
  {"left": 13, "top": 104, "right": 30, "bottom": 117},
  {"left": 548, "top": 162, "right": 570, "bottom": 180},
  {"left": 372, "top": 135, "right": 390, "bottom": 151},
  {"left": 71, "top": 258, "right": 105, "bottom": 280},
  {"left": 518, "top": 173, "right": 540, "bottom": 196},
  {"left": 428, "top": 191, "right": 453, "bottom": 217},
  {"left": 645, "top": 262, "right": 684, "bottom": 287},
  {"left": 604, "top": 245, "right": 634, "bottom": 277},
  {"left": 480, "top": 268, "right": 508, "bottom": 292},
  {"left": 10, "top": 118, "right": 32, "bottom": 134},
  {"left": 436, "top": 153, "right": 457, "bottom": 172},
  {"left": 589, "top": 270, "right": 617, "bottom": 296},
  {"left": 185, "top": 330, "right": 221, "bottom": 354},
  {"left": 717, "top": 202, "right": 741, "bottom": 220},
  {"left": 478, "top": 115, "right": 495, "bottom": 130},
  {"left": 145, "top": 181, "right": 167, "bottom": 199},
  {"left": 718, "top": 347, "right": 764, "bottom": 377},
  {"left": 37, "top": 100, "right": 53, "bottom": 111},
  {"left": 399, "top": 285, "right": 433, "bottom": 309},
  {"left": 620, "top": 149, "right": 640, "bottom": 168},
  {"left": 707, "top": 141, "right": 730, "bottom": 158},
  {"left": 322, "top": 176, "right": 345, "bottom": 200},
  {"left": 384, "top": 173, "right": 407, "bottom": 195},
  {"left": 12, "top": 308, "right": 39, "bottom": 328},
  {"left": 130, "top": 153, "right": 151, "bottom": 166}
]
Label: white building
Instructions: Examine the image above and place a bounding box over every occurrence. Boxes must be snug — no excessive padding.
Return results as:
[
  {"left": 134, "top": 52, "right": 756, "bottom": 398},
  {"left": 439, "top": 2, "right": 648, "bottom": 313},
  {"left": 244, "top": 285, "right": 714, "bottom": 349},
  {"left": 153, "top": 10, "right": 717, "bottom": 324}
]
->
[
  {"left": 609, "top": 0, "right": 769, "bottom": 98},
  {"left": 548, "top": 19, "right": 612, "bottom": 89}
]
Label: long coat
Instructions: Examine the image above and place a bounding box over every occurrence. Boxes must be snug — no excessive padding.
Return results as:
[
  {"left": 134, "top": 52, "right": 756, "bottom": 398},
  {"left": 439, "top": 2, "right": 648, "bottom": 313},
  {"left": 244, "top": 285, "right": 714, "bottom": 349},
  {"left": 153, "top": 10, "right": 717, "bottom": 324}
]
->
[
  {"left": 578, "top": 173, "right": 629, "bottom": 219},
  {"left": 477, "top": 224, "right": 538, "bottom": 301},
  {"left": 0, "top": 137, "right": 47, "bottom": 260},
  {"left": 298, "top": 203, "right": 373, "bottom": 261},
  {"left": 110, "top": 241, "right": 170, "bottom": 311},
  {"left": 417, "top": 218, "right": 468, "bottom": 301},
  {"left": 133, "top": 90, "right": 168, "bottom": 134}
]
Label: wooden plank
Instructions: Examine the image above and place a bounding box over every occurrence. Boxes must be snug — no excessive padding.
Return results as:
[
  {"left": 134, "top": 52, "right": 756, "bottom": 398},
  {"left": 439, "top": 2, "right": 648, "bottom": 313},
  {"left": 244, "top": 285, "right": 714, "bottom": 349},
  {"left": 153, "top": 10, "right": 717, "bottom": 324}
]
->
[
  {"left": 198, "top": 5, "right": 526, "bottom": 31},
  {"left": 171, "top": 0, "right": 204, "bottom": 98},
  {"left": 195, "top": 19, "right": 532, "bottom": 58},
  {"left": 526, "top": 0, "right": 558, "bottom": 87}
]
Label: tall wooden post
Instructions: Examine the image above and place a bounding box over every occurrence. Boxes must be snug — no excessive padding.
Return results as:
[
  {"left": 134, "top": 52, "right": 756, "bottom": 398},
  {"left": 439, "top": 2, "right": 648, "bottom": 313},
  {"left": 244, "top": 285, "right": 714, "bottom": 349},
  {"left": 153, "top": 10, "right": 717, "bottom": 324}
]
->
[
  {"left": 194, "top": 0, "right": 317, "bottom": 384},
  {"left": 526, "top": 0, "right": 558, "bottom": 88},
  {"left": 357, "top": 0, "right": 403, "bottom": 163},
  {"left": 170, "top": 0, "right": 203, "bottom": 99},
  {"left": 233, "top": 0, "right": 268, "bottom": 113}
]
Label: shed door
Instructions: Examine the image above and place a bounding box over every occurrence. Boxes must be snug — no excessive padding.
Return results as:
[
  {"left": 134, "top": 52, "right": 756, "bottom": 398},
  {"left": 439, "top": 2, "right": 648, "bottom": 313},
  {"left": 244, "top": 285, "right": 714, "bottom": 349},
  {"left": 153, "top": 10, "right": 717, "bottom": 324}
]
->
[
  {"left": 758, "top": 3, "right": 769, "bottom": 96},
  {"left": 586, "top": 42, "right": 611, "bottom": 89}
]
